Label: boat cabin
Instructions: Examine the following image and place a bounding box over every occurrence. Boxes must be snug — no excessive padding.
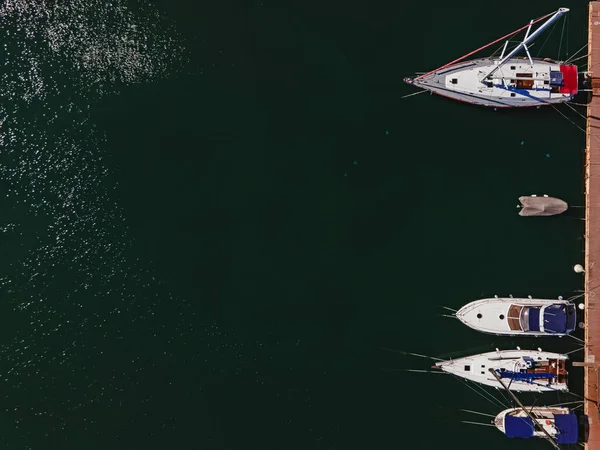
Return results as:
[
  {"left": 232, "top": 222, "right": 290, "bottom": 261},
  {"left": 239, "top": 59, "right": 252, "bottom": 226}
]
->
[
  {"left": 507, "top": 303, "right": 574, "bottom": 333},
  {"left": 512, "top": 73, "right": 534, "bottom": 89},
  {"left": 497, "top": 357, "right": 567, "bottom": 386}
]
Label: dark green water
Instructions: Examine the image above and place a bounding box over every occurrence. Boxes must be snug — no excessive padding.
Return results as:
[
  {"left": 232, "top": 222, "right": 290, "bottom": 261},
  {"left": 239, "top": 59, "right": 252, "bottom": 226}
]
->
[{"left": 0, "top": 0, "right": 591, "bottom": 448}]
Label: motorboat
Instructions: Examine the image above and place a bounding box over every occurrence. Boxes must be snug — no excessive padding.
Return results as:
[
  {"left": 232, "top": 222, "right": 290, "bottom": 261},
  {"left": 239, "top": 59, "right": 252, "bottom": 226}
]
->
[{"left": 455, "top": 297, "right": 577, "bottom": 336}]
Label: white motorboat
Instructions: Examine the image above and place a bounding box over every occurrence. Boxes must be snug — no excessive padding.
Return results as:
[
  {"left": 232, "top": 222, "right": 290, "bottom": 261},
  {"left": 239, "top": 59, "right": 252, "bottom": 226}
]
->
[{"left": 455, "top": 297, "right": 577, "bottom": 336}]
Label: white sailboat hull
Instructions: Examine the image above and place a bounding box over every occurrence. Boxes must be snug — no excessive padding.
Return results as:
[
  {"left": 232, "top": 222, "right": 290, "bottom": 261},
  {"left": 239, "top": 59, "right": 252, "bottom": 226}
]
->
[
  {"left": 435, "top": 349, "right": 569, "bottom": 392},
  {"left": 405, "top": 57, "right": 577, "bottom": 108},
  {"left": 456, "top": 297, "right": 577, "bottom": 336}
]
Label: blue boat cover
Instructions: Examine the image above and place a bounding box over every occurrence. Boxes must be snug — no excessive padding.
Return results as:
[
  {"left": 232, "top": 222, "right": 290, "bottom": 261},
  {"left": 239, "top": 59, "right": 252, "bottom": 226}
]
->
[
  {"left": 528, "top": 307, "right": 541, "bottom": 331},
  {"left": 554, "top": 414, "right": 578, "bottom": 444},
  {"left": 496, "top": 370, "right": 555, "bottom": 383},
  {"left": 505, "top": 416, "right": 534, "bottom": 438},
  {"left": 550, "top": 71, "right": 564, "bottom": 86},
  {"left": 544, "top": 304, "right": 567, "bottom": 333},
  {"left": 522, "top": 357, "right": 535, "bottom": 368}
]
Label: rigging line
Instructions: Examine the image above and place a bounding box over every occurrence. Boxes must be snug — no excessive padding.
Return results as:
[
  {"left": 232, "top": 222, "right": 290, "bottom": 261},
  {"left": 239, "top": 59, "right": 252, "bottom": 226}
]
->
[
  {"left": 385, "top": 369, "right": 447, "bottom": 374},
  {"left": 563, "top": 101, "right": 587, "bottom": 121},
  {"left": 459, "top": 409, "right": 496, "bottom": 418},
  {"left": 565, "top": 346, "right": 584, "bottom": 355},
  {"left": 379, "top": 349, "right": 446, "bottom": 361},
  {"left": 495, "top": 381, "right": 514, "bottom": 407},
  {"left": 491, "top": 41, "right": 512, "bottom": 58},
  {"left": 565, "top": 102, "right": 589, "bottom": 108},
  {"left": 414, "top": 11, "right": 555, "bottom": 81},
  {"left": 566, "top": 333, "right": 585, "bottom": 344},
  {"left": 504, "top": 376, "right": 515, "bottom": 404},
  {"left": 461, "top": 421, "right": 494, "bottom": 427},
  {"left": 564, "top": 390, "right": 585, "bottom": 400},
  {"left": 454, "top": 375, "right": 507, "bottom": 410},
  {"left": 489, "top": 369, "right": 562, "bottom": 450},
  {"left": 558, "top": 13, "right": 567, "bottom": 61},
  {"left": 490, "top": 42, "right": 507, "bottom": 58},
  {"left": 565, "top": 43, "right": 588, "bottom": 64},
  {"left": 550, "top": 103, "right": 586, "bottom": 134},
  {"left": 566, "top": 13, "right": 570, "bottom": 58},
  {"left": 439, "top": 314, "right": 458, "bottom": 319},
  {"left": 535, "top": 20, "right": 559, "bottom": 57},
  {"left": 545, "top": 400, "right": 583, "bottom": 408},
  {"left": 528, "top": 397, "right": 538, "bottom": 416},
  {"left": 566, "top": 54, "right": 589, "bottom": 64},
  {"left": 467, "top": 377, "right": 510, "bottom": 410},
  {"left": 441, "top": 306, "right": 457, "bottom": 313},
  {"left": 400, "top": 90, "right": 428, "bottom": 99}
]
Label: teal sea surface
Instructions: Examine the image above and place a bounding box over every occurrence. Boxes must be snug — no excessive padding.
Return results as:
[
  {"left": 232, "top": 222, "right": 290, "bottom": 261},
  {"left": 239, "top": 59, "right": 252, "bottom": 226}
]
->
[{"left": 0, "top": 0, "right": 591, "bottom": 448}]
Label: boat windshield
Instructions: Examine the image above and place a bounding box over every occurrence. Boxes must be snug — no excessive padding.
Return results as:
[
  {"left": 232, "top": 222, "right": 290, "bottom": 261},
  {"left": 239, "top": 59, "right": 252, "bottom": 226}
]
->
[{"left": 520, "top": 307, "right": 541, "bottom": 332}]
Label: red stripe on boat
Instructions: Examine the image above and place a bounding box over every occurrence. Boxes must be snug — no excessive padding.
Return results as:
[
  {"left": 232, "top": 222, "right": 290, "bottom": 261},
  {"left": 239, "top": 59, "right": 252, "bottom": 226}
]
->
[{"left": 559, "top": 65, "right": 578, "bottom": 94}]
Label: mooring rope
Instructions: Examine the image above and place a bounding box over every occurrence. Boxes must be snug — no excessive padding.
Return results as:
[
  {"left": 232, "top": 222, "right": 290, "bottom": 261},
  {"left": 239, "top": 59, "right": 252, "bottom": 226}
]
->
[{"left": 565, "top": 43, "right": 588, "bottom": 64}]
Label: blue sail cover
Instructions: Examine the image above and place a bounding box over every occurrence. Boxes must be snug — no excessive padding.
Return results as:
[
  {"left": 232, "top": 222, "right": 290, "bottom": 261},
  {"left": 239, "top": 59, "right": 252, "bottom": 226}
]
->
[
  {"left": 544, "top": 305, "right": 567, "bottom": 333},
  {"left": 496, "top": 370, "right": 554, "bottom": 383},
  {"left": 505, "top": 416, "right": 534, "bottom": 438},
  {"left": 528, "top": 307, "right": 541, "bottom": 331},
  {"left": 554, "top": 414, "right": 578, "bottom": 444}
]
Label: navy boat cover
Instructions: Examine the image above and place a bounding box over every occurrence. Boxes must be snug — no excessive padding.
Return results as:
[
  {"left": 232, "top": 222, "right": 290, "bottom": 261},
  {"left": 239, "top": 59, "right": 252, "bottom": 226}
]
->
[
  {"left": 554, "top": 414, "right": 578, "bottom": 444},
  {"left": 496, "top": 370, "right": 554, "bottom": 383},
  {"left": 505, "top": 413, "right": 578, "bottom": 443},
  {"left": 505, "top": 416, "right": 533, "bottom": 438},
  {"left": 528, "top": 307, "right": 541, "bottom": 331},
  {"left": 544, "top": 305, "right": 567, "bottom": 333}
]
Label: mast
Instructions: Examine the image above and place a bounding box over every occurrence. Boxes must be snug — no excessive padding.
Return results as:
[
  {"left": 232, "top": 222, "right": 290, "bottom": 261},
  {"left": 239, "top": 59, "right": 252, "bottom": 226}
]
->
[
  {"left": 488, "top": 369, "right": 561, "bottom": 450},
  {"left": 483, "top": 7, "right": 569, "bottom": 81}
]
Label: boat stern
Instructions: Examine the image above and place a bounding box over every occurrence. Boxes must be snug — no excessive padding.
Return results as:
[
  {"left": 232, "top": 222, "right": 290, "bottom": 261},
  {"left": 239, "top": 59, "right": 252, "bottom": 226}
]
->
[
  {"left": 566, "top": 303, "right": 577, "bottom": 333},
  {"left": 558, "top": 64, "right": 578, "bottom": 96},
  {"left": 541, "top": 303, "right": 577, "bottom": 334}
]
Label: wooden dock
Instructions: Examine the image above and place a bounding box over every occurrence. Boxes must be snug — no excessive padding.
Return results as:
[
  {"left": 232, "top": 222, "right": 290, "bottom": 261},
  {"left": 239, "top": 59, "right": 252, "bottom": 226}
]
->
[{"left": 586, "top": 3, "right": 600, "bottom": 449}]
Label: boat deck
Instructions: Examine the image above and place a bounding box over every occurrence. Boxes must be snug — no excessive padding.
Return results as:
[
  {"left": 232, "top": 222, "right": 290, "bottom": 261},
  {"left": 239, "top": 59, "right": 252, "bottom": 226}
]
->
[
  {"left": 507, "top": 304, "right": 522, "bottom": 330},
  {"left": 586, "top": 3, "right": 600, "bottom": 449}
]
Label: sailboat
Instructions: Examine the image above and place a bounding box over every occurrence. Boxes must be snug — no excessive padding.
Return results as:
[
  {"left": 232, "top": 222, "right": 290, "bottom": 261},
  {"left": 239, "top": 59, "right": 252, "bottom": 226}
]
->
[
  {"left": 495, "top": 407, "right": 579, "bottom": 444},
  {"left": 434, "top": 348, "right": 569, "bottom": 392},
  {"left": 490, "top": 366, "right": 585, "bottom": 447},
  {"left": 403, "top": 8, "right": 578, "bottom": 108},
  {"left": 455, "top": 296, "right": 577, "bottom": 336},
  {"left": 456, "top": 365, "right": 585, "bottom": 447}
]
